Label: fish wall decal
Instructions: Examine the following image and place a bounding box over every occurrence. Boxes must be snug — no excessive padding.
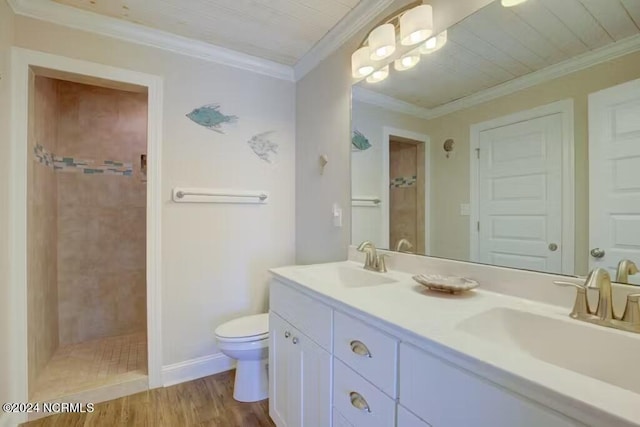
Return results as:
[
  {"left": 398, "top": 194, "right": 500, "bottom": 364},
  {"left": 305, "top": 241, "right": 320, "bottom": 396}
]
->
[
  {"left": 248, "top": 131, "right": 278, "bottom": 163},
  {"left": 186, "top": 104, "right": 238, "bottom": 134},
  {"left": 352, "top": 130, "right": 371, "bottom": 151}
]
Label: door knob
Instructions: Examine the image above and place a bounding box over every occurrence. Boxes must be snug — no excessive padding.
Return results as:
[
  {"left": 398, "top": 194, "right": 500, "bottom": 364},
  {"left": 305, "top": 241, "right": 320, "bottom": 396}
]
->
[
  {"left": 548, "top": 243, "right": 558, "bottom": 252},
  {"left": 590, "top": 248, "right": 605, "bottom": 259}
]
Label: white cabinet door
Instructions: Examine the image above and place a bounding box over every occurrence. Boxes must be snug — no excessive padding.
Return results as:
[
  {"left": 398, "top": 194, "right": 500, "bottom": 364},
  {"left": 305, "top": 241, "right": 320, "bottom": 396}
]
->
[
  {"left": 270, "top": 312, "right": 300, "bottom": 427},
  {"left": 589, "top": 78, "right": 640, "bottom": 283},
  {"left": 269, "top": 312, "right": 331, "bottom": 427}
]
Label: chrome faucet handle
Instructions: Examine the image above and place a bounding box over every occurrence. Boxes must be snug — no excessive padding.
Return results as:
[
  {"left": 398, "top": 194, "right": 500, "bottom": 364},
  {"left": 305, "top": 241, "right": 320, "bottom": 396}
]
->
[
  {"left": 622, "top": 294, "right": 640, "bottom": 324},
  {"left": 554, "top": 280, "right": 590, "bottom": 318}
]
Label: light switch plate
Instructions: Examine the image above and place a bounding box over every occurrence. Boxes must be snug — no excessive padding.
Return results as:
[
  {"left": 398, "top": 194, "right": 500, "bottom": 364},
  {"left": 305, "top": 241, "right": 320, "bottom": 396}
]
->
[
  {"left": 333, "top": 203, "right": 343, "bottom": 227},
  {"left": 460, "top": 203, "right": 470, "bottom": 216}
]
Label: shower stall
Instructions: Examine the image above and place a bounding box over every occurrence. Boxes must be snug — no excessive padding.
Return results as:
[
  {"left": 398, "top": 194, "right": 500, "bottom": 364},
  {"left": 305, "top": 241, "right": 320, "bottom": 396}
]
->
[{"left": 27, "top": 73, "right": 149, "bottom": 402}]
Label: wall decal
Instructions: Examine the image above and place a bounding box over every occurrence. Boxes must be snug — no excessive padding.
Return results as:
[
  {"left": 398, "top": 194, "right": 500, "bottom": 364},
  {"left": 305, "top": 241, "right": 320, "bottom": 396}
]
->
[
  {"left": 34, "top": 144, "right": 54, "bottom": 167},
  {"left": 248, "top": 131, "right": 278, "bottom": 163},
  {"left": 186, "top": 104, "right": 238, "bottom": 134},
  {"left": 352, "top": 130, "right": 371, "bottom": 151}
]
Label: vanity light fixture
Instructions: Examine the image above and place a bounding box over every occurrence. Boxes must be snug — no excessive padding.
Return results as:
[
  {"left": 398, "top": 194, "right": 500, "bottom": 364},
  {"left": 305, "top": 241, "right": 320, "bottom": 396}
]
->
[
  {"left": 394, "top": 51, "right": 420, "bottom": 71},
  {"left": 419, "top": 30, "right": 447, "bottom": 55},
  {"left": 352, "top": 1, "right": 434, "bottom": 78},
  {"left": 501, "top": 0, "right": 528, "bottom": 6},
  {"left": 366, "top": 65, "right": 390, "bottom": 83},
  {"left": 351, "top": 46, "right": 375, "bottom": 78}
]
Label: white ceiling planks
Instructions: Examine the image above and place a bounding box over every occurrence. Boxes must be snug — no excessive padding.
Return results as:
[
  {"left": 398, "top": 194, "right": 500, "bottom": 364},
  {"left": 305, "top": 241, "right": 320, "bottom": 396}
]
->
[
  {"left": 578, "top": 0, "right": 639, "bottom": 41},
  {"left": 621, "top": 0, "right": 640, "bottom": 29},
  {"left": 361, "top": 0, "right": 640, "bottom": 110},
  {"left": 536, "top": 0, "right": 613, "bottom": 49},
  {"left": 53, "top": 0, "right": 361, "bottom": 65},
  {"left": 509, "top": 0, "right": 588, "bottom": 58}
]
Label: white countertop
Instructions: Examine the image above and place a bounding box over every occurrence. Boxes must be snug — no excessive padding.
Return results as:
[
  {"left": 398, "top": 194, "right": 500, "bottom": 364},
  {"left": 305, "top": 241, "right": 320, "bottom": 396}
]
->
[{"left": 270, "top": 261, "right": 640, "bottom": 427}]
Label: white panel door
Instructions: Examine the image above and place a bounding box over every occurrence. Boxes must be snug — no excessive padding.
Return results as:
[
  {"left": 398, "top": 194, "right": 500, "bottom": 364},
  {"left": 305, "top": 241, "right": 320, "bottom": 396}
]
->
[
  {"left": 589, "top": 78, "right": 640, "bottom": 284},
  {"left": 478, "top": 114, "right": 563, "bottom": 273}
]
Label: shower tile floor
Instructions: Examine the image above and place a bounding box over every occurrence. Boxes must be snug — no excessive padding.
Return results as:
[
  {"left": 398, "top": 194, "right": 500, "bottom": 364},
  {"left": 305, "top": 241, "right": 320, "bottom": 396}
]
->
[{"left": 32, "top": 332, "right": 147, "bottom": 402}]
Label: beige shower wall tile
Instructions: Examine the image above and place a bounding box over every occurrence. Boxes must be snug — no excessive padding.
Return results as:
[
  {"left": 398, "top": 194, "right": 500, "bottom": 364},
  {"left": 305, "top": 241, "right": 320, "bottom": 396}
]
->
[{"left": 56, "top": 80, "right": 147, "bottom": 346}]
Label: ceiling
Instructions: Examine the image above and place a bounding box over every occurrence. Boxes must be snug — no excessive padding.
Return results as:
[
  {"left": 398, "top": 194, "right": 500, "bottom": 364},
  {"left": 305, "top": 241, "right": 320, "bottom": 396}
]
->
[
  {"left": 52, "top": 0, "right": 362, "bottom": 65},
  {"left": 359, "top": 0, "right": 640, "bottom": 110}
]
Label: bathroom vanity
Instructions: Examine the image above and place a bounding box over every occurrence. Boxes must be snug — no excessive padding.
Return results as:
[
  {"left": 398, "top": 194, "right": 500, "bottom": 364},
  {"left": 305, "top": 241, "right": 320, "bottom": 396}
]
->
[{"left": 268, "top": 258, "right": 640, "bottom": 427}]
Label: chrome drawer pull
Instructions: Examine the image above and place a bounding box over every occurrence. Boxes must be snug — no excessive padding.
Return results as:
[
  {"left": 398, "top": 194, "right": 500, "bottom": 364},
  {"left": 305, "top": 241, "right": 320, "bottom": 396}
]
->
[
  {"left": 350, "top": 340, "right": 372, "bottom": 358},
  {"left": 349, "top": 392, "right": 371, "bottom": 413}
]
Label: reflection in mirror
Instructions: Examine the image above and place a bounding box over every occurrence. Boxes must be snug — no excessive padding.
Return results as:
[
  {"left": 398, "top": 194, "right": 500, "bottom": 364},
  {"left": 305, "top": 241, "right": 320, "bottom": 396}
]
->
[{"left": 351, "top": 0, "right": 640, "bottom": 283}]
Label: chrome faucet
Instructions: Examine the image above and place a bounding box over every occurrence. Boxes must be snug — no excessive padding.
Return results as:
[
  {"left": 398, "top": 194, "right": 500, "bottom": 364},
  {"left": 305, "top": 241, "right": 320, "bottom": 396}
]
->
[
  {"left": 616, "top": 259, "right": 639, "bottom": 284},
  {"left": 356, "top": 241, "right": 388, "bottom": 273},
  {"left": 555, "top": 268, "right": 640, "bottom": 333},
  {"left": 395, "top": 238, "right": 413, "bottom": 253}
]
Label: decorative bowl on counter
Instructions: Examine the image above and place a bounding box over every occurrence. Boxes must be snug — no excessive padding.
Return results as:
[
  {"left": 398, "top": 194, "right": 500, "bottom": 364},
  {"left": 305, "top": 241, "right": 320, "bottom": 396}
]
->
[{"left": 412, "top": 274, "right": 479, "bottom": 294}]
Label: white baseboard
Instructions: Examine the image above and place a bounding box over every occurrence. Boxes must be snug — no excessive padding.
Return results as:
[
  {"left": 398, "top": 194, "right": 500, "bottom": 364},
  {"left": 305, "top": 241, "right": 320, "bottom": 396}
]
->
[{"left": 162, "top": 353, "right": 235, "bottom": 387}]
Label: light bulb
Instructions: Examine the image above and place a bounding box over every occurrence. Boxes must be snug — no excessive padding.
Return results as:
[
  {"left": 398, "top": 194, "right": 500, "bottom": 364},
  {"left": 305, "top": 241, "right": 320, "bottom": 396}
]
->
[
  {"left": 425, "top": 37, "right": 437, "bottom": 49},
  {"left": 501, "top": 0, "right": 528, "bottom": 6},
  {"left": 366, "top": 66, "right": 389, "bottom": 83},
  {"left": 368, "top": 23, "right": 396, "bottom": 60},
  {"left": 394, "top": 52, "right": 420, "bottom": 71},
  {"left": 351, "top": 46, "right": 374, "bottom": 78},
  {"left": 419, "top": 30, "right": 447, "bottom": 55},
  {"left": 400, "top": 5, "right": 433, "bottom": 46}
]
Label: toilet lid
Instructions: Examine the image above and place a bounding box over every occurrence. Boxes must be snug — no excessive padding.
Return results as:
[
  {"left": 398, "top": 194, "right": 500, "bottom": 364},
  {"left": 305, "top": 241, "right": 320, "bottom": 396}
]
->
[{"left": 215, "top": 313, "right": 269, "bottom": 340}]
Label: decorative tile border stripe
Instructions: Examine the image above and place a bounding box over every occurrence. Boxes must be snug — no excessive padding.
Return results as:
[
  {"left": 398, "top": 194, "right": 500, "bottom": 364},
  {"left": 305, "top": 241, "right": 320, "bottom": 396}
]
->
[
  {"left": 390, "top": 175, "right": 417, "bottom": 188},
  {"left": 54, "top": 156, "right": 133, "bottom": 176},
  {"left": 34, "top": 144, "right": 55, "bottom": 167}
]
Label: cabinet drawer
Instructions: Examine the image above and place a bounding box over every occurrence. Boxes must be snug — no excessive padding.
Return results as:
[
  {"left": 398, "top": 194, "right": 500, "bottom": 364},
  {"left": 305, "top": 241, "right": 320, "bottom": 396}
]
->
[
  {"left": 399, "top": 343, "right": 581, "bottom": 427},
  {"left": 333, "top": 359, "right": 395, "bottom": 427},
  {"left": 270, "top": 279, "right": 332, "bottom": 351},
  {"left": 397, "top": 406, "right": 431, "bottom": 427},
  {"left": 334, "top": 311, "right": 398, "bottom": 397}
]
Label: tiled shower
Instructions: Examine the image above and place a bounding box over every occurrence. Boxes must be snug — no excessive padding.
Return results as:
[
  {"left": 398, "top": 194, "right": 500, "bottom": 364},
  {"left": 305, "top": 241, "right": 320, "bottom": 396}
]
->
[{"left": 28, "top": 75, "right": 148, "bottom": 401}]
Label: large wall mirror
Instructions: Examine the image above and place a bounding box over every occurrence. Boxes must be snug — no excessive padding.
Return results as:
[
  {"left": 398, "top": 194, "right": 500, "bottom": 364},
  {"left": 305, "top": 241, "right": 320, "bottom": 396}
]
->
[{"left": 351, "top": 0, "right": 640, "bottom": 284}]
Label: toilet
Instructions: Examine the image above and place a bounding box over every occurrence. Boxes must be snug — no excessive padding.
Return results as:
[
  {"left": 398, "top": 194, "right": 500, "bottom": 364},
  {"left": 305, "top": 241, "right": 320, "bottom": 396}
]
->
[{"left": 215, "top": 313, "right": 269, "bottom": 402}]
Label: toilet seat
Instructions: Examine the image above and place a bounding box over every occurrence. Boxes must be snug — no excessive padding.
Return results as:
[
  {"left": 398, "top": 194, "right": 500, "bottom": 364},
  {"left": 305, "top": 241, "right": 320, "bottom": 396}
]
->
[{"left": 215, "top": 313, "right": 269, "bottom": 342}]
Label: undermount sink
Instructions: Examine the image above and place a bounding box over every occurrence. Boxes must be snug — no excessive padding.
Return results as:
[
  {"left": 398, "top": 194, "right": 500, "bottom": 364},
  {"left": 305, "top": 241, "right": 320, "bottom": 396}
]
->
[
  {"left": 457, "top": 307, "right": 640, "bottom": 394},
  {"left": 296, "top": 264, "right": 398, "bottom": 288}
]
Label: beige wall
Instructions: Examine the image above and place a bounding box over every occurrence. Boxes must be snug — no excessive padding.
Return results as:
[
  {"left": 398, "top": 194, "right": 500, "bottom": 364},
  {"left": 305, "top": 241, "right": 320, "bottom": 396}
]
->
[
  {"left": 27, "top": 76, "right": 60, "bottom": 397},
  {"left": 55, "top": 80, "right": 147, "bottom": 345},
  {"left": 13, "top": 15, "right": 296, "bottom": 369},
  {"left": 426, "top": 50, "right": 640, "bottom": 276},
  {"left": 0, "top": 0, "right": 15, "bottom": 409}
]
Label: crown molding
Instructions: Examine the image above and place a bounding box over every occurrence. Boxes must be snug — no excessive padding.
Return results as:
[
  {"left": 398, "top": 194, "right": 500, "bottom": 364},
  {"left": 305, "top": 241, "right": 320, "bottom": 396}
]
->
[
  {"left": 354, "top": 33, "right": 640, "bottom": 121},
  {"left": 7, "top": 0, "right": 295, "bottom": 81},
  {"left": 352, "top": 86, "right": 431, "bottom": 119},
  {"left": 294, "top": 0, "right": 395, "bottom": 81}
]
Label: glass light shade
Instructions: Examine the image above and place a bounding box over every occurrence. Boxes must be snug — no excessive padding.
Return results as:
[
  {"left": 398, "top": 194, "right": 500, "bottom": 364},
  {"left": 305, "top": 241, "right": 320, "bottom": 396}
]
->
[
  {"left": 366, "top": 66, "right": 389, "bottom": 83},
  {"left": 351, "top": 46, "right": 374, "bottom": 78},
  {"left": 394, "top": 52, "right": 420, "bottom": 71},
  {"left": 368, "top": 24, "right": 396, "bottom": 60},
  {"left": 400, "top": 4, "right": 433, "bottom": 46},
  {"left": 501, "top": 0, "right": 528, "bottom": 6},
  {"left": 419, "top": 30, "right": 447, "bottom": 54}
]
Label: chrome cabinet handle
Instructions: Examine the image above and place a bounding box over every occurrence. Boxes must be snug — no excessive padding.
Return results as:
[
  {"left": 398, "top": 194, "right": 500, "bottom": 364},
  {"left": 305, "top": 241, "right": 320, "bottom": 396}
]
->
[
  {"left": 350, "top": 340, "right": 372, "bottom": 358},
  {"left": 591, "top": 248, "right": 605, "bottom": 259},
  {"left": 349, "top": 392, "right": 371, "bottom": 413},
  {"left": 292, "top": 337, "right": 299, "bottom": 344},
  {"left": 284, "top": 331, "right": 291, "bottom": 338}
]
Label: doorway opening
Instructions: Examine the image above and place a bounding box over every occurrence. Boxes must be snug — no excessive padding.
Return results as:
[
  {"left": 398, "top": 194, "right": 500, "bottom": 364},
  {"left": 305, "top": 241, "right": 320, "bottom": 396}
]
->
[
  {"left": 27, "top": 70, "right": 149, "bottom": 403},
  {"left": 382, "top": 128, "right": 430, "bottom": 254}
]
